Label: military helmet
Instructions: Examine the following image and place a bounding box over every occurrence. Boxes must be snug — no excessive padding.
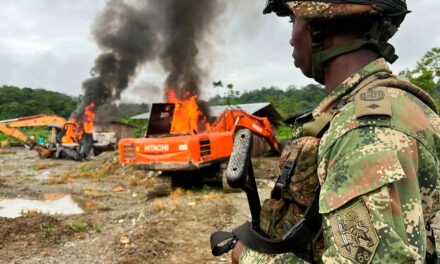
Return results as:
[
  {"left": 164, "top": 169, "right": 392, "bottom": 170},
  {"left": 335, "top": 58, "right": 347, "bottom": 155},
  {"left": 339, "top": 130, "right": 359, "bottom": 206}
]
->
[
  {"left": 264, "top": 0, "right": 410, "bottom": 83},
  {"left": 264, "top": 0, "right": 408, "bottom": 21}
]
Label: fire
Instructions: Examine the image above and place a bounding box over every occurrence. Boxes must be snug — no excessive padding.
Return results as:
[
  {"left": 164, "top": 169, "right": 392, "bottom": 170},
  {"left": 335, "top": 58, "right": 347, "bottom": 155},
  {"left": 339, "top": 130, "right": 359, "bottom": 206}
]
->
[
  {"left": 83, "top": 103, "right": 96, "bottom": 134},
  {"left": 166, "top": 89, "right": 211, "bottom": 134},
  {"left": 62, "top": 103, "right": 96, "bottom": 144},
  {"left": 62, "top": 119, "right": 79, "bottom": 144}
]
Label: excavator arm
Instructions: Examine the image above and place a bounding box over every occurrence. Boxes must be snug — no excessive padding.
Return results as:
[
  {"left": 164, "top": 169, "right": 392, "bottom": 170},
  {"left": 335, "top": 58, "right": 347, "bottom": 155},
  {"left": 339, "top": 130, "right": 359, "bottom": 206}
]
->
[
  {"left": 0, "top": 122, "right": 36, "bottom": 147},
  {"left": 0, "top": 115, "right": 67, "bottom": 158},
  {"left": 210, "top": 109, "right": 281, "bottom": 154},
  {"left": 3, "top": 115, "right": 66, "bottom": 128}
]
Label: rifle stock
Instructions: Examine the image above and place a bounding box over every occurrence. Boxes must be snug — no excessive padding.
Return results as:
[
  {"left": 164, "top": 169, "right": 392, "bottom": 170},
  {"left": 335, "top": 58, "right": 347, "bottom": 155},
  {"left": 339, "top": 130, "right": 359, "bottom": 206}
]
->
[{"left": 226, "top": 128, "right": 261, "bottom": 230}]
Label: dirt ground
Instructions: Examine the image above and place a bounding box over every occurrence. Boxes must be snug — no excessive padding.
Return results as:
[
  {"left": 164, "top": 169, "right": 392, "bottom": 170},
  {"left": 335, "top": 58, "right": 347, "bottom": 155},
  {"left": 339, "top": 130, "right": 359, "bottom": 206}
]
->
[
  {"left": 2, "top": 147, "right": 440, "bottom": 264},
  {"left": 0, "top": 147, "right": 279, "bottom": 264}
]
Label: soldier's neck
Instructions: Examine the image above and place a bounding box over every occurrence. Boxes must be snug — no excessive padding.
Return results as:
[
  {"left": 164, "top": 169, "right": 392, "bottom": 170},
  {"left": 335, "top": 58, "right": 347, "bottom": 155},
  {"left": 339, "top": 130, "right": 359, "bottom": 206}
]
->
[{"left": 324, "top": 48, "right": 380, "bottom": 93}]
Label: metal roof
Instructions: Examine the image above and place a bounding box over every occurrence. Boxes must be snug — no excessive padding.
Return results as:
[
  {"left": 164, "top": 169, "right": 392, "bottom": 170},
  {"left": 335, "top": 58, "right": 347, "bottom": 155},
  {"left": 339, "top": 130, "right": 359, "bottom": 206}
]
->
[
  {"left": 130, "top": 102, "right": 283, "bottom": 123},
  {"left": 209, "top": 103, "right": 282, "bottom": 123},
  {"left": 210, "top": 102, "right": 269, "bottom": 117},
  {"left": 130, "top": 112, "right": 151, "bottom": 120}
]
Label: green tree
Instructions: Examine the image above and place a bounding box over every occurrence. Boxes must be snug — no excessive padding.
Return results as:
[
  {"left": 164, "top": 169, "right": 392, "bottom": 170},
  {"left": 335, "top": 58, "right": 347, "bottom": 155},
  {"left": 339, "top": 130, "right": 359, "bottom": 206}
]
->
[
  {"left": 212, "top": 80, "right": 223, "bottom": 97},
  {"left": 226, "top": 83, "right": 237, "bottom": 105},
  {"left": 120, "top": 117, "right": 147, "bottom": 138},
  {"left": 0, "top": 85, "right": 79, "bottom": 120},
  {"left": 400, "top": 47, "right": 440, "bottom": 93},
  {"left": 208, "top": 83, "right": 327, "bottom": 139},
  {"left": 399, "top": 47, "right": 440, "bottom": 107}
]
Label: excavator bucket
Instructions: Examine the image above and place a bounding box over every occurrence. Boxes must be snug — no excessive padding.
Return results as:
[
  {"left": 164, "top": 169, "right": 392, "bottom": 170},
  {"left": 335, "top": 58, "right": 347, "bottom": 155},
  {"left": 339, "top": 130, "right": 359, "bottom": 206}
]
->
[{"left": 35, "top": 146, "right": 55, "bottom": 159}]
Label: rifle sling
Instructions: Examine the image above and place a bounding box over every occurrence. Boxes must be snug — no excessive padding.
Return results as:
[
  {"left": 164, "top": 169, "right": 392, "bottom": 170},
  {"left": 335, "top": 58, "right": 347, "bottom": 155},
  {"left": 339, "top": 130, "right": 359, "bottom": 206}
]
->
[{"left": 210, "top": 187, "right": 321, "bottom": 256}]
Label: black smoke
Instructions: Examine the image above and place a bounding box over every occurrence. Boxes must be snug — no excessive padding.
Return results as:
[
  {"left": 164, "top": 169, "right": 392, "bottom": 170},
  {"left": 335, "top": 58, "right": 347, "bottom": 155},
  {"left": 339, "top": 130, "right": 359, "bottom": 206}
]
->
[{"left": 72, "top": 0, "right": 224, "bottom": 120}]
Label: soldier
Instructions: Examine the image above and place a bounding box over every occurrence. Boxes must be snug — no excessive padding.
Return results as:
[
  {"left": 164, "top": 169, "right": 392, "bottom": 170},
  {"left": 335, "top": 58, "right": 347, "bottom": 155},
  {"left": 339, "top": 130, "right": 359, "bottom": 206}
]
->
[{"left": 232, "top": 0, "right": 440, "bottom": 263}]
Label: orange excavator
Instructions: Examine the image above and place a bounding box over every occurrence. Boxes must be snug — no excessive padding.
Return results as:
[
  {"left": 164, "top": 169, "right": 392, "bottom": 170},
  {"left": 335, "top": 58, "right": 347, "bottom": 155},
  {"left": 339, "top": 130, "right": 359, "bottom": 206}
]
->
[
  {"left": 0, "top": 114, "right": 117, "bottom": 160},
  {"left": 118, "top": 103, "right": 281, "bottom": 193},
  {"left": 0, "top": 114, "right": 67, "bottom": 158}
]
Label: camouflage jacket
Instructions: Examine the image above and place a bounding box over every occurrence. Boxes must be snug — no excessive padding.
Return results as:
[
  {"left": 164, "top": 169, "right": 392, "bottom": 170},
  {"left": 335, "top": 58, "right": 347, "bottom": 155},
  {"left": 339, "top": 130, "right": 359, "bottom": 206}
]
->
[
  {"left": 240, "top": 58, "right": 440, "bottom": 263},
  {"left": 317, "top": 58, "right": 440, "bottom": 263}
]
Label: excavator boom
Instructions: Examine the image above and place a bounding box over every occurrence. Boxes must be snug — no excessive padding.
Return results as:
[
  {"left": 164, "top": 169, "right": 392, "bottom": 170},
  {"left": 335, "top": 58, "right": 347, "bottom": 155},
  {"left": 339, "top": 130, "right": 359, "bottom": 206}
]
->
[
  {"left": 0, "top": 123, "right": 33, "bottom": 146},
  {"left": 210, "top": 109, "right": 281, "bottom": 154},
  {"left": 0, "top": 114, "right": 117, "bottom": 160},
  {"left": 1, "top": 115, "right": 66, "bottom": 128},
  {"left": 0, "top": 115, "right": 66, "bottom": 143},
  {"left": 0, "top": 114, "right": 67, "bottom": 158}
]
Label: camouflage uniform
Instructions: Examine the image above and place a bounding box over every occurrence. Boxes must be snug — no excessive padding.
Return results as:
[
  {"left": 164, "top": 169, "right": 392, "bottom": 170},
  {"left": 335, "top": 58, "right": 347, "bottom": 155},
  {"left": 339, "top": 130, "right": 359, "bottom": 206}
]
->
[
  {"left": 238, "top": 1, "right": 439, "bottom": 262},
  {"left": 240, "top": 58, "right": 440, "bottom": 263},
  {"left": 318, "top": 58, "right": 440, "bottom": 263}
]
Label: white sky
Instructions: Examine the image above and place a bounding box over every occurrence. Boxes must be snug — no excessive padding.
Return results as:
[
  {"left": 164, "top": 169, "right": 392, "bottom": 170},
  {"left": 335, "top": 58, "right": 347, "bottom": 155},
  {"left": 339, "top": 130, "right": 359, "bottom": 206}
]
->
[{"left": 0, "top": 0, "right": 439, "bottom": 103}]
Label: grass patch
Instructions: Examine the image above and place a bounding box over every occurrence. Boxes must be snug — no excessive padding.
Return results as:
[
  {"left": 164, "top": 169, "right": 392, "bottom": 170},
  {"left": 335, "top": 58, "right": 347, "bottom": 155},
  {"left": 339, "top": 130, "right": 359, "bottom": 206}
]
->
[
  {"left": 23, "top": 209, "right": 41, "bottom": 217},
  {"left": 151, "top": 199, "right": 182, "bottom": 212},
  {"left": 83, "top": 189, "right": 106, "bottom": 198},
  {"left": 10, "top": 172, "right": 23, "bottom": 178},
  {"left": 0, "top": 140, "right": 11, "bottom": 148},
  {"left": 76, "top": 162, "right": 90, "bottom": 170},
  {"left": 64, "top": 220, "right": 103, "bottom": 233},
  {"left": 252, "top": 159, "right": 262, "bottom": 169},
  {"left": 97, "top": 170, "right": 110, "bottom": 179},
  {"left": 41, "top": 222, "right": 54, "bottom": 237},
  {"left": 31, "top": 163, "right": 58, "bottom": 171},
  {"left": 71, "top": 221, "right": 87, "bottom": 232},
  {"left": 169, "top": 187, "right": 193, "bottom": 200},
  {"left": 0, "top": 149, "right": 16, "bottom": 155},
  {"left": 78, "top": 157, "right": 114, "bottom": 173},
  {"left": 78, "top": 162, "right": 117, "bottom": 180},
  {"left": 92, "top": 224, "right": 102, "bottom": 233},
  {"left": 152, "top": 199, "right": 166, "bottom": 212},
  {"left": 43, "top": 176, "right": 68, "bottom": 185},
  {"left": 78, "top": 171, "right": 94, "bottom": 179},
  {"left": 129, "top": 175, "right": 155, "bottom": 187}
]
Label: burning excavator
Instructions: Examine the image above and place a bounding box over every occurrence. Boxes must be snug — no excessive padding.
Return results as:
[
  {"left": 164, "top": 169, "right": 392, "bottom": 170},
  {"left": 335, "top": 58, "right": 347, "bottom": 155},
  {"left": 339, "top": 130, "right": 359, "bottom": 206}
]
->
[
  {"left": 0, "top": 103, "right": 116, "bottom": 161},
  {"left": 118, "top": 92, "right": 281, "bottom": 194}
]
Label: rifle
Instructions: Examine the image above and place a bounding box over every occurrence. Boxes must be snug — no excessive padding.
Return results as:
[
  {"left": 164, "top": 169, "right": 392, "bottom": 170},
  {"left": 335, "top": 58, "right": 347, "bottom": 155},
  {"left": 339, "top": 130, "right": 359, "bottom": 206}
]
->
[
  {"left": 226, "top": 128, "right": 261, "bottom": 230},
  {"left": 210, "top": 128, "right": 321, "bottom": 258}
]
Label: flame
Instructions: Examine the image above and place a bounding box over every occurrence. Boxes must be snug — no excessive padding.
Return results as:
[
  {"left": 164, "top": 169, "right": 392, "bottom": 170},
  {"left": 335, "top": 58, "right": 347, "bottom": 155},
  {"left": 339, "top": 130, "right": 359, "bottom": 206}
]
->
[
  {"left": 83, "top": 102, "right": 96, "bottom": 134},
  {"left": 62, "top": 103, "right": 96, "bottom": 144},
  {"left": 62, "top": 119, "right": 79, "bottom": 144},
  {"left": 166, "top": 89, "right": 211, "bottom": 134}
]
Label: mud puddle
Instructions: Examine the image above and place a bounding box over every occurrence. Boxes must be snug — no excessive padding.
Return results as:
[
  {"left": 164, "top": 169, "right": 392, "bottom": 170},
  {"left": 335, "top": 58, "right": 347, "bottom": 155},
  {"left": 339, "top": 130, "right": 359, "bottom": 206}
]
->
[{"left": 0, "top": 195, "right": 84, "bottom": 218}]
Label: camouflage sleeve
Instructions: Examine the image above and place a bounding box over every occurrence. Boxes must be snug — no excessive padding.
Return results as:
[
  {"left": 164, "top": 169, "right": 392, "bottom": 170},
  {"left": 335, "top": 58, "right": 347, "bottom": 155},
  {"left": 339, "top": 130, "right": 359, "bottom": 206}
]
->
[
  {"left": 318, "top": 126, "right": 439, "bottom": 264},
  {"left": 239, "top": 246, "right": 309, "bottom": 264}
]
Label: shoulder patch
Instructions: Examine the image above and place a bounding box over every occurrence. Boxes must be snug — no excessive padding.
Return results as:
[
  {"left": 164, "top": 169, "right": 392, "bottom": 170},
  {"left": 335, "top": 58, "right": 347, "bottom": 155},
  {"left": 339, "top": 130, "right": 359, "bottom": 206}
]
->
[
  {"left": 329, "top": 200, "right": 378, "bottom": 264},
  {"left": 355, "top": 86, "right": 391, "bottom": 119}
]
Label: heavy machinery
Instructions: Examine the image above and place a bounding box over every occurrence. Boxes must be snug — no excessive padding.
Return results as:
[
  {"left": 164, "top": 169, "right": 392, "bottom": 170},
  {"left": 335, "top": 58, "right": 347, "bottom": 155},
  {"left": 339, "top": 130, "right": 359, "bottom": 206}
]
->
[
  {"left": 118, "top": 103, "right": 281, "bottom": 193},
  {"left": 0, "top": 114, "right": 117, "bottom": 159},
  {"left": 0, "top": 115, "right": 66, "bottom": 158}
]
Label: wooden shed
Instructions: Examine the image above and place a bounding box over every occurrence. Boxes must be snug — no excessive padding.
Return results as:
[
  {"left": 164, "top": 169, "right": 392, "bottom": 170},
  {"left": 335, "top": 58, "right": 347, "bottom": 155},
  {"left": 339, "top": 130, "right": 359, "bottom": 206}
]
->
[{"left": 94, "top": 121, "right": 135, "bottom": 142}]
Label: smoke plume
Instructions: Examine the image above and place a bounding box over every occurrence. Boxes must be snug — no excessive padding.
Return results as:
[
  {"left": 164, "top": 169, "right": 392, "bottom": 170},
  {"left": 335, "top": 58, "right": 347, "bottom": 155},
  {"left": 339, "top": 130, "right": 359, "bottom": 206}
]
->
[{"left": 73, "top": 0, "right": 224, "bottom": 120}]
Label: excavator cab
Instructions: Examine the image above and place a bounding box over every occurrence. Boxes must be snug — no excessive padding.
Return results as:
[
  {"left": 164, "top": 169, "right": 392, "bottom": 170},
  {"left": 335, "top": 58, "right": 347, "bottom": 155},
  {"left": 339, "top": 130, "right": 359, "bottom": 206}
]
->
[{"left": 145, "top": 103, "right": 175, "bottom": 138}]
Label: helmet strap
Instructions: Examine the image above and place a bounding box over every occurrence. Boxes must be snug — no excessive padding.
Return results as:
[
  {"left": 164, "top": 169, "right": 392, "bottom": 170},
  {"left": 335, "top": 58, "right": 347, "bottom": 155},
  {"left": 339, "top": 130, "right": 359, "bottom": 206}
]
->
[
  {"left": 309, "top": 17, "right": 399, "bottom": 84},
  {"left": 310, "top": 24, "right": 325, "bottom": 84}
]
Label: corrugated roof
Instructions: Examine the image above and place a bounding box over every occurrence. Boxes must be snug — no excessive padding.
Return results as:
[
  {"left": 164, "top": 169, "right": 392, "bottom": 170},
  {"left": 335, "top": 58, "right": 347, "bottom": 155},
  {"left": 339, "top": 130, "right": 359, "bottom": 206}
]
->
[
  {"left": 130, "top": 112, "right": 151, "bottom": 119},
  {"left": 210, "top": 102, "right": 270, "bottom": 117},
  {"left": 130, "top": 102, "right": 282, "bottom": 123}
]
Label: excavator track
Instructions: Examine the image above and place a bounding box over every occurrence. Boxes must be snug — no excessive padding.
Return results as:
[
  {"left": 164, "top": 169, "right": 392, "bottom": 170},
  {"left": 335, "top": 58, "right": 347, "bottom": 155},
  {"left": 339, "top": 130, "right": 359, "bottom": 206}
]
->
[
  {"left": 150, "top": 174, "right": 173, "bottom": 198},
  {"left": 149, "top": 163, "right": 239, "bottom": 197}
]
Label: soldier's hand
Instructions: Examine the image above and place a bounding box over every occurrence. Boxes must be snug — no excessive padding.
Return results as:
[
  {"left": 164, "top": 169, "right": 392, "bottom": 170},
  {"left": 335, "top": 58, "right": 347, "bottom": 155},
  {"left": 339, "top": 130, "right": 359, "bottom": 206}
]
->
[{"left": 231, "top": 241, "right": 244, "bottom": 264}]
